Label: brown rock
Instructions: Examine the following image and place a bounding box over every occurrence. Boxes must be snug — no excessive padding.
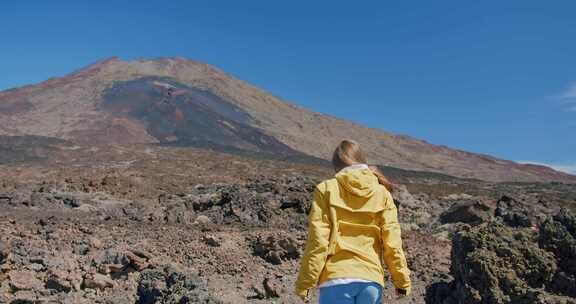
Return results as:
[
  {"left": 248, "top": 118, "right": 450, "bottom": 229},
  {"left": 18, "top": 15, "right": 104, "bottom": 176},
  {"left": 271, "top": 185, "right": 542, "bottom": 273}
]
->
[
  {"left": 83, "top": 273, "right": 114, "bottom": 290},
  {"left": 107, "top": 263, "right": 126, "bottom": 273},
  {"left": 130, "top": 249, "right": 152, "bottom": 260},
  {"left": 251, "top": 234, "right": 300, "bottom": 265},
  {"left": 93, "top": 248, "right": 130, "bottom": 273},
  {"left": 195, "top": 215, "right": 212, "bottom": 224},
  {"left": 439, "top": 200, "right": 493, "bottom": 226},
  {"left": 126, "top": 251, "right": 149, "bottom": 271},
  {"left": 9, "top": 270, "right": 44, "bottom": 291}
]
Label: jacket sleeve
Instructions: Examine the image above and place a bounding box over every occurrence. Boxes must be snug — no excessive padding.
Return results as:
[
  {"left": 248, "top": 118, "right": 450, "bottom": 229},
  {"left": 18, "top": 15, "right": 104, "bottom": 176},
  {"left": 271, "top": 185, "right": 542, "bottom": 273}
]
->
[
  {"left": 294, "top": 184, "right": 331, "bottom": 298},
  {"left": 380, "top": 191, "right": 412, "bottom": 294}
]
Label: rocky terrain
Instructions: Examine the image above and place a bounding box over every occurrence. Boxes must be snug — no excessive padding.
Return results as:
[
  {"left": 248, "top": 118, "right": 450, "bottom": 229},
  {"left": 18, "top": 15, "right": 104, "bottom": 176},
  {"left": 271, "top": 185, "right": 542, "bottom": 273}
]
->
[
  {"left": 0, "top": 57, "right": 574, "bottom": 183},
  {"left": 1, "top": 56, "right": 575, "bottom": 303},
  {"left": 426, "top": 209, "right": 576, "bottom": 304},
  {"left": 0, "top": 139, "right": 575, "bottom": 303}
]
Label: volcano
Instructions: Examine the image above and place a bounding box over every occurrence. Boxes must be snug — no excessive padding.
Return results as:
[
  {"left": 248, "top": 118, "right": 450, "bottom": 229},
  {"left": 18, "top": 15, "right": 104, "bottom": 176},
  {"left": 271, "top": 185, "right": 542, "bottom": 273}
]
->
[{"left": 0, "top": 57, "right": 573, "bottom": 183}]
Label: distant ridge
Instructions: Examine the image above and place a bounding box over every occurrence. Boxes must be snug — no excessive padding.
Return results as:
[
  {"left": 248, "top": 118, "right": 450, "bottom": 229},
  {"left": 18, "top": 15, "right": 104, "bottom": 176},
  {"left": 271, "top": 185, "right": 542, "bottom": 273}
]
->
[{"left": 0, "top": 57, "right": 574, "bottom": 183}]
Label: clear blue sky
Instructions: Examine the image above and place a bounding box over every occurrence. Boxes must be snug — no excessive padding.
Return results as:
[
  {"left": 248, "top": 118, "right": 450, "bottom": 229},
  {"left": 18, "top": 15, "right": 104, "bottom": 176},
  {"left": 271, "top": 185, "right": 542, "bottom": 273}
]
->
[{"left": 1, "top": 1, "right": 575, "bottom": 173}]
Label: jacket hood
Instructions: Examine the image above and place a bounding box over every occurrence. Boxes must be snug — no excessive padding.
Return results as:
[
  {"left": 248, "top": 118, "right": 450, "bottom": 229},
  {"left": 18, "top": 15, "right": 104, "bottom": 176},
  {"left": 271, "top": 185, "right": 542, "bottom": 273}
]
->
[{"left": 335, "top": 167, "right": 379, "bottom": 198}]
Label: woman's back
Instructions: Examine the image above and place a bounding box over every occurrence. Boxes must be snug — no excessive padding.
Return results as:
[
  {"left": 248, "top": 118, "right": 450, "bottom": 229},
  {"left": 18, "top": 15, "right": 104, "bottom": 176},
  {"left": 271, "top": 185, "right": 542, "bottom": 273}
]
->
[
  {"left": 294, "top": 140, "right": 411, "bottom": 303},
  {"left": 323, "top": 166, "right": 388, "bottom": 276}
]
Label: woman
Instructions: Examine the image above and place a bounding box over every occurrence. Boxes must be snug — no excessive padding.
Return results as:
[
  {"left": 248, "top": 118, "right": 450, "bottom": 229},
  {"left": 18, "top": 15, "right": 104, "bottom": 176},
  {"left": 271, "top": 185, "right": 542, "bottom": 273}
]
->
[{"left": 295, "top": 140, "right": 411, "bottom": 304}]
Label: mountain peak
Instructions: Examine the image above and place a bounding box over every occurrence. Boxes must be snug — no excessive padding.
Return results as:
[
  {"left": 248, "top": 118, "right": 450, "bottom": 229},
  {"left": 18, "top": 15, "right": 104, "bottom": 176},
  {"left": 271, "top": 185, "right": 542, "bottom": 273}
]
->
[
  {"left": 0, "top": 57, "right": 574, "bottom": 183},
  {"left": 68, "top": 56, "right": 121, "bottom": 76},
  {"left": 69, "top": 56, "right": 212, "bottom": 79}
]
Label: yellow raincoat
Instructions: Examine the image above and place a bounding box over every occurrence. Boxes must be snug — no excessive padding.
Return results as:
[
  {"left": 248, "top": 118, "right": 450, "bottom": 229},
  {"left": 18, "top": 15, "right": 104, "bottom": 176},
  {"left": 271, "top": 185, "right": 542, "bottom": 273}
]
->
[{"left": 295, "top": 167, "right": 411, "bottom": 298}]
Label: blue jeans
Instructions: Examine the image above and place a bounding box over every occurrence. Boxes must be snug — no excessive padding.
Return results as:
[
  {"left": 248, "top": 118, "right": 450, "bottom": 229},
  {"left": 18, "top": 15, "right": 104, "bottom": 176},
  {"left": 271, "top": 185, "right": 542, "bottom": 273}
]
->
[{"left": 319, "top": 282, "right": 383, "bottom": 304}]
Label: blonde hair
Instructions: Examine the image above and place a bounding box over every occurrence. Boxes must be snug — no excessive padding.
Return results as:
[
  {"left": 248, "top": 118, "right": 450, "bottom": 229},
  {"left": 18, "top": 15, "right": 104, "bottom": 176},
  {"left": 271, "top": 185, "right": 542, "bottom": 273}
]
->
[
  {"left": 332, "top": 139, "right": 394, "bottom": 192},
  {"left": 331, "top": 139, "right": 367, "bottom": 171}
]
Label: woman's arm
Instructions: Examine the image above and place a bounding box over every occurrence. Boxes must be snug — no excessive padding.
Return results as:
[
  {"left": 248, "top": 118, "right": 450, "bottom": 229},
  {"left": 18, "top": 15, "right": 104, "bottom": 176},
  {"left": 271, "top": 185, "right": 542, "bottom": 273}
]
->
[
  {"left": 380, "top": 191, "right": 412, "bottom": 294},
  {"left": 294, "top": 184, "right": 331, "bottom": 299}
]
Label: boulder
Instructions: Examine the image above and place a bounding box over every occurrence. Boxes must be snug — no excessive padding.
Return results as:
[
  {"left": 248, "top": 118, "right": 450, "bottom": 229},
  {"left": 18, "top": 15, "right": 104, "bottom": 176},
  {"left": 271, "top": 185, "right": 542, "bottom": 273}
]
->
[
  {"left": 136, "top": 265, "right": 220, "bottom": 304},
  {"left": 427, "top": 211, "right": 576, "bottom": 304},
  {"left": 194, "top": 215, "right": 212, "bottom": 225},
  {"left": 126, "top": 251, "right": 150, "bottom": 271},
  {"left": 251, "top": 234, "right": 300, "bottom": 265},
  {"left": 94, "top": 248, "right": 152, "bottom": 274},
  {"left": 9, "top": 270, "right": 44, "bottom": 291},
  {"left": 83, "top": 273, "right": 114, "bottom": 290},
  {"left": 93, "top": 249, "right": 130, "bottom": 272},
  {"left": 164, "top": 204, "right": 195, "bottom": 225},
  {"left": 495, "top": 195, "right": 532, "bottom": 227},
  {"left": 187, "top": 177, "right": 316, "bottom": 228},
  {"left": 450, "top": 224, "right": 557, "bottom": 302},
  {"left": 106, "top": 263, "right": 126, "bottom": 274},
  {"left": 539, "top": 208, "right": 576, "bottom": 297},
  {"left": 439, "top": 200, "right": 492, "bottom": 225}
]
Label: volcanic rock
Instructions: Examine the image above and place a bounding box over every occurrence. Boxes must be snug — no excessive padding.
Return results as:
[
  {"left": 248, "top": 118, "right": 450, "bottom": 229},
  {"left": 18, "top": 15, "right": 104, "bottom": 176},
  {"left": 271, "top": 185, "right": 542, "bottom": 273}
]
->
[
  {"left": 439, "top": 200, "right": 492, "bottom": 225},
  {"left": 194, "top": 215, "right": 212, "bottom": 225},
  {"left": 9, "top": 270, "right": 44, "bottom": 291},
  {"left": 251, "top": 234, "right": 300, "bottom": 265},
  {"left": 136, "top": 265, "right": 220, "bottom": 304},
  {"left": 83, "top": 273, "right": 114, "bottom": 290},
  {"left": 126, "top": 251, "right": 150, "bottom": 271},
  {"left": 495, "top": 195, "right": 532, "bottom": 227},
  {"left": 427, "top": 210, "right": 576, "bottom": 304},
  {"left": 539, "top": 209, "right": 576, "bottom": 297},
  {"left": 94, "top": 249, "right": 130, "bottom": 269}
]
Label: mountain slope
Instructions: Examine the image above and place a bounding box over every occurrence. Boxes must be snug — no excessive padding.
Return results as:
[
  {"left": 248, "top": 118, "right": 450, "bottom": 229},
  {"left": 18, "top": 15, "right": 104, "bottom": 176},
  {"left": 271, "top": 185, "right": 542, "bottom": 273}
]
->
[{"left": 0, "top": 57, "right": 573, "bottom": 183}]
